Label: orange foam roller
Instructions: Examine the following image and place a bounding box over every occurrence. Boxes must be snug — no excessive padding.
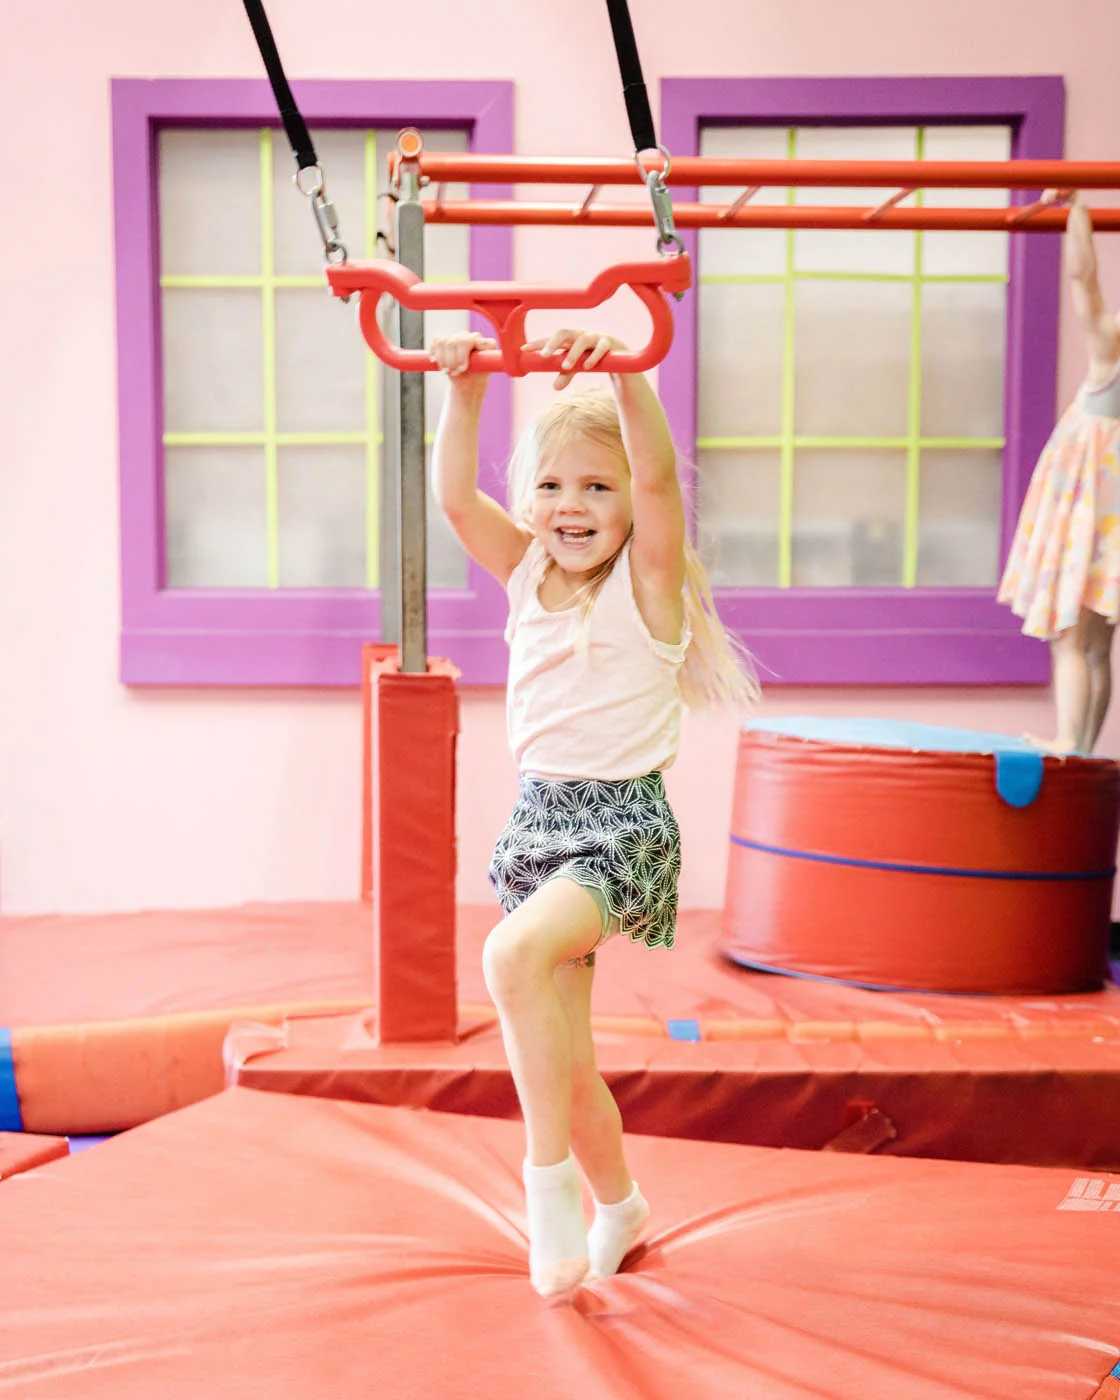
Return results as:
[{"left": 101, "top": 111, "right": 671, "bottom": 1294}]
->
[{"left": 723, "top": 719, "right": 1120, "bottom": 995}]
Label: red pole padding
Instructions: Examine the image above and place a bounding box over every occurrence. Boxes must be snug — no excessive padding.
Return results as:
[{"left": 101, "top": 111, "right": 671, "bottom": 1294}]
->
[{"left": 363, "top": 646, "right": 460, "bottom": 1044}]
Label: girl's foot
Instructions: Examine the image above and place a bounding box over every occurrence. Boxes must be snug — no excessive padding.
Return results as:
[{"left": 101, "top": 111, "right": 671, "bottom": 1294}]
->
[
  {"left": 1022, "top": 732, "right": 1079, "bottom": 756},
  {"left": 523, "top": 1155, "right": 589, "bottom": 1297},
  {"left": 587, "top": 1182, "right": 650, "bottom": 1279}
]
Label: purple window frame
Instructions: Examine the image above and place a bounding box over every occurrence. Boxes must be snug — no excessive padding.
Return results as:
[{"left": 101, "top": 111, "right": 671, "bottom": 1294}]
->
[
  {"left": 659, "top": 76, "right": 1064, "bottom": 684},
  {"left": 112, "top": 78, "right": 515, "bottom": 686}
]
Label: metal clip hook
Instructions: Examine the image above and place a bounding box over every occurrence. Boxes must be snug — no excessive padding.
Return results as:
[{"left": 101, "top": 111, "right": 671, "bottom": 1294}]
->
[
  {"left": 312, "top": 192, "right": 347, "bottom": 264},
  {"left": 293, "top": 164, "right": 348, "bottom": 266},
  {"left": 644, "top": 173, "right": 685, "bottom": 295}
]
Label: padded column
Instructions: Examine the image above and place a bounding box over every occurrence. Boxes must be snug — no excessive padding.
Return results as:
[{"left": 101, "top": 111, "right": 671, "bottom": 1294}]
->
[{"left": 363, "top": 646, "right": 459, "bottom": 1043}]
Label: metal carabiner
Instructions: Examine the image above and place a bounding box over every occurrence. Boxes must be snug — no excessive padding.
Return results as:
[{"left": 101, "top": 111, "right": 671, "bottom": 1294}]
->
[
  {"left": 637, "top": 147, "right": 686, "bottom": 296},
  {"left": 294, "top": 163, "right": 348, "bottom": 265}
]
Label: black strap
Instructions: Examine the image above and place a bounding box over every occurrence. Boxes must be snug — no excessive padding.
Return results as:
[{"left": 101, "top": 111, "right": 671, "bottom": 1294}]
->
[
  {"left": 604, "top": 0, "right": 659, "bottom": 155},
  {"left": 241, "top": 0, "right": 318, "bottom": 171}
]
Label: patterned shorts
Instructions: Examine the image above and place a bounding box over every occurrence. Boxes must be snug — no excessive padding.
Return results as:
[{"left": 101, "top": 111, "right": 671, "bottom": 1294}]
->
[{"left": 488, "top": 771, "right": 681, "bottom": 965}]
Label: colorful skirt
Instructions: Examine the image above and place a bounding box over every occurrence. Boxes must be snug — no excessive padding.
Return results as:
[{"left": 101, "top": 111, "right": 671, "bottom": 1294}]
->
[
  {"left": 488, "top": 771, "right": 681, "bottom": 956},
  {"left": 998, "top": 402, "right": 1120, "bottom": 639}
]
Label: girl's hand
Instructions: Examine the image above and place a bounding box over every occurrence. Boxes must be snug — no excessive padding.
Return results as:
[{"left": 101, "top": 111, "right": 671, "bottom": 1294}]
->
[
  {"left": 430, "top": 332, "right": 498, "bottom": 381},
  {"left": 522, "top": 328, "right": 628, "bottom": 390},
  {"left": 1040, "top": 188, "right": 1078, "bottom": 207}
]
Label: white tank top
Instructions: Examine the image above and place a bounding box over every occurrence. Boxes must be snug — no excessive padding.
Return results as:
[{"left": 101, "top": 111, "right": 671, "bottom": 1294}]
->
[{"left": 504, "top": 538, "right": 691, "bottom": 781}]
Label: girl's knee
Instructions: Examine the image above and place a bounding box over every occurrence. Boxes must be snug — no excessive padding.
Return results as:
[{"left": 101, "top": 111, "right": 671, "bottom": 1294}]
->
[{"left": 482, "top": 920, "right": 545, "bottom": 1003}]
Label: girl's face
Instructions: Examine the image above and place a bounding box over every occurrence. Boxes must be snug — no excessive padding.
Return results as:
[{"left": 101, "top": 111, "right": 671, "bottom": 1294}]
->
[{"left": 529, "top": 438, "right": 633, "bottom": 575}]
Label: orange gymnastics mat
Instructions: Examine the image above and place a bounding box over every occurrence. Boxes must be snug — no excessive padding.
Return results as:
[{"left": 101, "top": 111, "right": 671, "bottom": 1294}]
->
[
  {"left": 2, "top": 1086, "right": 1119, "bottom": 1399},
  {"left": 6, "top": 902, "right": 1120, "bottom": 1164}
]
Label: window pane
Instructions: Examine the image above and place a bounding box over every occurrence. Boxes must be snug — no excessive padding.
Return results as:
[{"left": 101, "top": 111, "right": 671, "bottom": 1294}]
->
[
  {"left": 698, "top": 281, "right": 785, "bottom": 438},
  {"left": 792, "top": 449, "right": 906, "bottom": 586},
  {"left": 917, "top": 448, "right": 1002, "bottom": 586},
  {"left": 922, "top": 126, "right": 1011, "bottom": 277},
  {"left": 921, "top": 282, "right": 1006, "bottom": 439},
  {"left": 794, "top": 126, "right": 918, "bottom": 275},
  {"left": 794, "top": 280, "right": 912, "bottom": 437},
  {"left": 696, "top": 449, "right": 781, "bottom": 586},
  {"left": 277, "top": 446, "right": 366, "bottom": 587},
  {"left": 275, "top": 289, "right": 368, "bottom": 434},
  {"left": 162, "top": 288, "right": 263, "bottom": 433},
  {"left": 699, "top": 125, "right": 789, "bottom": 277},
  {"left": 159, "top": 130, "right": 262, "bottom": 277},
  {"left": 165, "top": 446, "right": 268, "bottom": 587}
]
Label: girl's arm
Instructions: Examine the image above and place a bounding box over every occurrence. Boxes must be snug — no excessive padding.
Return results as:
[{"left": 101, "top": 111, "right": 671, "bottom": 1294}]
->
[
  {"left": 430, "top": 334, "right": 530, "bottom": 585},
  {"left": 1050, "top": 191, "right": 1120, "bottom": 379},
  {"left": 611, "top": 369, "right": 686, "bottom": 594}
]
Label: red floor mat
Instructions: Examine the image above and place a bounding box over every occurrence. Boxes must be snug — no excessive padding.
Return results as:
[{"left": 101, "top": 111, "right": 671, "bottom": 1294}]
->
[{"left": 0, "top": 1087, "right": 1117, "bottom": 1399}]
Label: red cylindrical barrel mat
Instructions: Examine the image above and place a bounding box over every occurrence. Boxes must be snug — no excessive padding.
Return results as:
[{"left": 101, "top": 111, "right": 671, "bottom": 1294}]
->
[{"left": 723, "top": 718, "right": 1120, "bottom": 994}]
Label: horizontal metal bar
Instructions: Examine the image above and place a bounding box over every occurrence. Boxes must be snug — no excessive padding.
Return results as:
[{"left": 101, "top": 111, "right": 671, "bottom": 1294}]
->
[
  {"left": 418, "top": 199, "right": 1120, "bottom": 232},
  {"left": 400, "top": 151, "right": 1120, "bottom": 190}
]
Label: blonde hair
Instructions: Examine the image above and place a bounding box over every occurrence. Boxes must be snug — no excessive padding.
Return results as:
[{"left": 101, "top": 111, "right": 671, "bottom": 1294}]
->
[{"left": 507, "top": 387, "right": 760, "bottom": 711}]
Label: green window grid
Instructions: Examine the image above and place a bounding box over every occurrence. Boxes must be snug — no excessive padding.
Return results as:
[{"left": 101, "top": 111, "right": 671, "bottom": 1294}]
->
[
  {"left": 697, "top": 127, "right": 1008, "bottom": 589},
  {"left": 161, "top": 127, "right": 459, "bottom": 591}
]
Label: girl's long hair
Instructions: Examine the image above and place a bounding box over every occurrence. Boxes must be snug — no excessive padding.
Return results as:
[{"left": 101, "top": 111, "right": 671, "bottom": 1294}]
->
[{"left": 507, "top": 388, "right": 760, "bottom": 710}]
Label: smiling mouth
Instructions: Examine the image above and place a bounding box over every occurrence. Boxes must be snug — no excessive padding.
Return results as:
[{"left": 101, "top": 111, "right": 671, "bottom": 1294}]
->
[{"left": 556, "top": 527, "right": 595, "bottom": 544}]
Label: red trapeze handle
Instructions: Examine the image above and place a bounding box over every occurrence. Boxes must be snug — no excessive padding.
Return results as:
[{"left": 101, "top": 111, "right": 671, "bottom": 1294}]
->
[{"left": 325, "top": 254, "right": 691, "bottom": 377}]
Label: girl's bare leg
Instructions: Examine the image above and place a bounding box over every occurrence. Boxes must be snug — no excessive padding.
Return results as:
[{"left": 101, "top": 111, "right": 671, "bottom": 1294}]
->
[
  {"left": 556, "top": 961, "right": 650, "bottom": 1278},
  {"left": 482, "top": 878, "right": 602, "bottom": 1296},
  {"left": 1083, "top": 610, "right": 1116, "bottom": 753},
  {"left": 1031, "top": 615, "right": 1092, "bottom": 753}
]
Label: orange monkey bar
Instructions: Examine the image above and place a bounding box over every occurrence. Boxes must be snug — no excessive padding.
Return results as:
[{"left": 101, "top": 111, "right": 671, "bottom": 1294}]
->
[
  {"left": 417, "top": 201, "right": 1120, "bottom": 233},
  {"left": 391, "top": 152, "right": 1120, "bottom": 190},
  {"left": 390, "top": 152, "right": 1120, "bottom": 232}
]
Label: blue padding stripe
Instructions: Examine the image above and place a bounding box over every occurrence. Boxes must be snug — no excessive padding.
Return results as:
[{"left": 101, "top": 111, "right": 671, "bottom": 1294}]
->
[
  {"left": 730, "top": 834, "right": 1115, "bottom": 883},
  {"left": 1111, "top": 1360, "right": 1120, "bottom": 1380},
  {"left": 0, "top": 1029, "right": 23, "bottom": 1132},
  {"left": 667, "top": 1019, "right": 702, "bottom": 1042}
]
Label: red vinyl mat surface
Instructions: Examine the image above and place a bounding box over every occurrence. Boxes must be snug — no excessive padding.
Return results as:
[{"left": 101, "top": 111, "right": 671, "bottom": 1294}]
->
[
  {"left": 1, "top": 1087, "right": 1118, "bottom": 1399},
  {"left": 0, "top": 1131, "right": 67, "bottom": 1180},
  {"left": 231, "top": 1005, "right": 1120, "bottom": 1168},
  {"left": 6, "top": 901, "right": 1120, "bottom": 1031},
  {"left": 5, "top": 903, "right": 1120, "bottom": 1143}
]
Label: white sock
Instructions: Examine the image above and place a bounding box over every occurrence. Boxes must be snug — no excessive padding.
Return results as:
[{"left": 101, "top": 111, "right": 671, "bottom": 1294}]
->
[
  {"left": 587, "top": 1182, "right": 650, "bottom": 1279},
  {"left": 522, "top": 1155, "right": 589, "bottom": 1297}
]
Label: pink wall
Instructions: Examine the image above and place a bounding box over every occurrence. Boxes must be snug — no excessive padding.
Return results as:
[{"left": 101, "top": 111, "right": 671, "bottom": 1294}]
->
[{"left": 2, "top": 0, "right": 1119, "bottom": 914}]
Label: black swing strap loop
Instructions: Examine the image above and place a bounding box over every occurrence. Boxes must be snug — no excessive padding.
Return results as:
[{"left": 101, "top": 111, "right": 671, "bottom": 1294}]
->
[
  {"left": 603, "top": 0, "right": 684, "bottom": 264},
  {"left": 242, "top": 0, "right": 317, "bottom": 170},
  {"left": 241, "top": 0, "right": 347, "bottom": 262},
  {"left": 604, "top": 0, "right": 658, "bottom": 157}
]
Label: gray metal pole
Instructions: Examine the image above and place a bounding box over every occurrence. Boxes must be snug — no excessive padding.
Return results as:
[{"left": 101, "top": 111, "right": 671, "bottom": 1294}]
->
[
  {"left": 378, "top": 300, "right": 401, "bottom": 649},
  {"left": 394, "top": 175, "right": 428, "bottom": 673}
]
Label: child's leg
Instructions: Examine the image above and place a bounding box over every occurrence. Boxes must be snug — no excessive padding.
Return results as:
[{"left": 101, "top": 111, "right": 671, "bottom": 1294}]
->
[
  {"left": 1045, "top": 614, "right": 1093, "bottom": 752},
  {"left": 483, "top": 877, "right": 602, "bottom": 1295},
  {"left": 1083, "top": 610, "right": 1116, "bottom": 753},
  {"left": 556, "top": 961, "right": 650, "bottom": 1279},
  {"left": 554, "top": 962, "right": 631, "bottom": 1203}
]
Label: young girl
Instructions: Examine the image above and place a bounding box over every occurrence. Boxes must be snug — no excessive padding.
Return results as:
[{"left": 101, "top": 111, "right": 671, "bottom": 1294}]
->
[
  {"left": 999, "top": 189, "right": 1120, "bottom": 754},
  {"left": 431, "top": 327, "right": 756, "bottom": 1297}
]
